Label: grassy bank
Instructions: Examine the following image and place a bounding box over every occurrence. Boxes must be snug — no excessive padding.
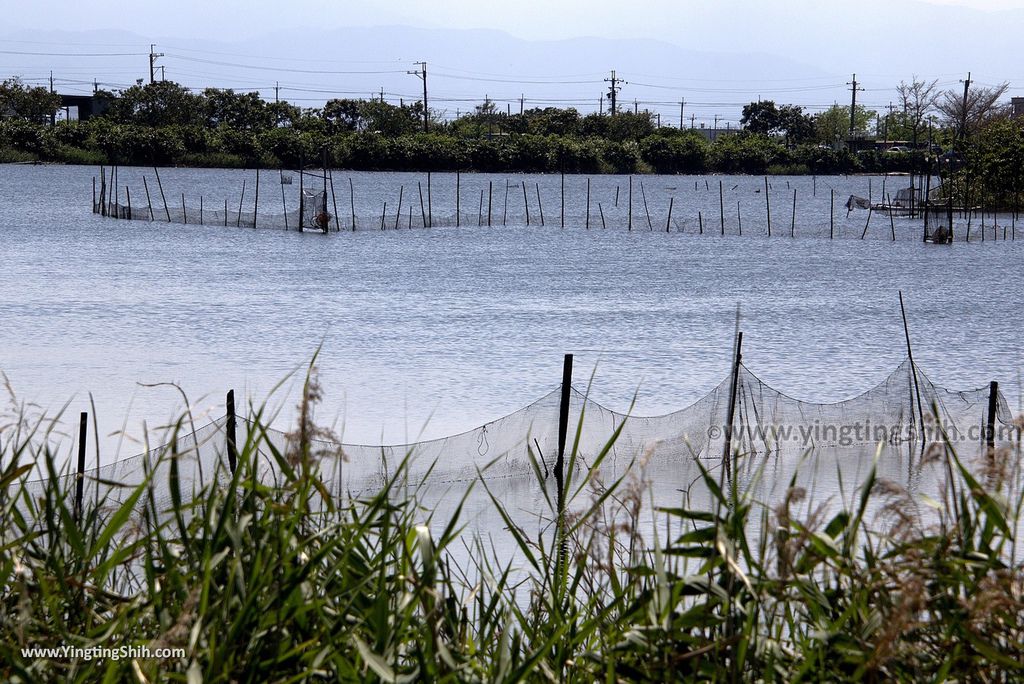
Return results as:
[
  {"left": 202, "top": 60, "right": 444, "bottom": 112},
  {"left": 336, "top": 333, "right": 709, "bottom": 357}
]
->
[{"left": 2, "top": 372, "right": 1023, "bottom": 682}]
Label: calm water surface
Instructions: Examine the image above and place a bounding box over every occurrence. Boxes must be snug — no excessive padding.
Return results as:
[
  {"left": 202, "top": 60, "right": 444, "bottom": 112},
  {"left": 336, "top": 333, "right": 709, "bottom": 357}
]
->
[{"left": 1, "top": 164, "right": 1021, "bottom": 464}]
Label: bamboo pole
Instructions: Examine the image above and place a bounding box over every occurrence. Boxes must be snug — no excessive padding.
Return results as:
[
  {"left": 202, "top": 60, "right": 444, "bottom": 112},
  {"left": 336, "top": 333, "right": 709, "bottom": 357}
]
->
[
  {"left": 764, "top": 176, "right": 772, "bottom": 237},
  {"left": 790, "top": 188, "right": 796, "bottom": 238},
  {"left": 73, "top": 412, "right": 87, "bottom": 523},
  {"left": 560, "top": 172, "right": 565, "bottom": 228},
  {"left": 182, "top": 193, "right": 187, "bottom": 225},
  {"left": 598, "top": 202, "right": 606, "bottom": 229},
  {"left": 830, "top": 188, "right": 834, "bottom": 239},
  {"left": 427, "top": 171, "right": 432, "bottom": 227},
  {"left": 488, "top": 181, "right": 493, "bottom": 227},
  {"left": 478, "top": 189, "right": 484, "bottom": 226},
  {"left": 125, "top": 186, "right": 132, "bottom": 220},
  {"left": 627, "top": 176, "right": 632, "bottom": 231},
  {"left": 200, "top": 195, "right": 203, "bottom": 225},
  {"left": 395, "top": 185, "right": 404, "bottom": 230},
  {"left": 699, "top": 210, "right": 703, "bottom": 234},
  {"left": 860, "top": 206, "right": 873, "bottom": 239},
  {"left": 456, "top": 171, "right": 461, "bottom": 227},
  {"left": 418, "top": 182, "right": 427, "bottom": 228},
  {"left": 640, "top": 180, "right": 652, "bottom": 230},
  {"left": 237, "top": 179, "right": 246, "bottom": 228},
  {"left": 380, "top": 201, "right": 387, "bottom": 230},
  {"left": 666, "top": 196, "right": 673, "bottom": 232},
  {"left": 329, "top": 169, "right": 340, "bottom": 232},
  {"left": 502, "top": 178, "right": 509, "bottom": 226},
  {"left": 253, "top": 168, "right": 259, "bottom": 229},
  {"left": 585, "top": 178, "right": 591, "bottom": 229},
  {"left": 719, "top": 180, "right": 725, "bottom": 235},
  {"left": 280, "top": 170, "right": 289, "bottom": 231},
  {"left": 898, "top": 291, "right": 926, "bottom": 438},
  {"left": 224, "top": 199, "right": 228, "bottom": 227},
  {"left": 143, "top": 176, "right": 154, "bottom": 221},
  {"left": 737, "top": 200, "right": 742, "bottom": 236},
  {"left": 887, "top": 194, "right": 896, "bottom": 241},
  {"left": 92, "top": 177, "right": 96, "bottom": 214},
  {"left": 153, "top": 167, "right": 170, "bottom": 222},
  {"left": 349, "top": 178, "right": 356, "bottom": 231},
  {"left": 536, "top": 183, "right": 545, "bottom": 226},
  {"left": 522, "top": 181, "right": 530, "bottom": 225}
]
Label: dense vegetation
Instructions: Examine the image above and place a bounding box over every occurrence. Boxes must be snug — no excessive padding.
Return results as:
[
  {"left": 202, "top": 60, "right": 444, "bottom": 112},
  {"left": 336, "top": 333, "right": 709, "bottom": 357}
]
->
[
  {"left": 2, "top": 76, "right": 1022, "bottom": 205},
  {"left": 2, "top": 365, "right": 1024, "bottom": 681}
]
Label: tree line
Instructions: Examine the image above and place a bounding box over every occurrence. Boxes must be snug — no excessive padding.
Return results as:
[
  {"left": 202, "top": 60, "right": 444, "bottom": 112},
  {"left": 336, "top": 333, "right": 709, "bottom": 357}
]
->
[{"left": 0, "top": 75, "right": 1020, "bottom": 200}]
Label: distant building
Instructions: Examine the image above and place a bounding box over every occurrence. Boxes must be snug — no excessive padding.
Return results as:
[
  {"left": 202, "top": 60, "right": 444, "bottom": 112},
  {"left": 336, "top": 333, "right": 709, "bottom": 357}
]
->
[
  {"left": 1012, "top": 97, "right": 1024, "bottom": 119},
  {"left": 692, "top": 125, "right": 740, "bottom": 142}
]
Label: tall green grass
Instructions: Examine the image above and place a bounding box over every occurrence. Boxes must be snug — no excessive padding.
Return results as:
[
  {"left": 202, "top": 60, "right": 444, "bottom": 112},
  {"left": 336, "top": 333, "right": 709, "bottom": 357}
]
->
[{"left": 2, "top": 370, "right": 1023, "bottom": 682}]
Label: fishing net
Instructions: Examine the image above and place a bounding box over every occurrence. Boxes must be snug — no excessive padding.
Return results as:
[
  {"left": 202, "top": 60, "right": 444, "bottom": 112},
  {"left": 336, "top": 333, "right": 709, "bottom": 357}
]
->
[{"left": 10, "top": 358, "right": 1016, "bottom": 534}]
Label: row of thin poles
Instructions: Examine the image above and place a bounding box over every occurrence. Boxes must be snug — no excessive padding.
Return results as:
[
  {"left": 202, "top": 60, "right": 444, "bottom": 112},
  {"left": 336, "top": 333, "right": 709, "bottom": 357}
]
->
[{"left": 93, "top": 167, "right": 1016, "bottom": 241}]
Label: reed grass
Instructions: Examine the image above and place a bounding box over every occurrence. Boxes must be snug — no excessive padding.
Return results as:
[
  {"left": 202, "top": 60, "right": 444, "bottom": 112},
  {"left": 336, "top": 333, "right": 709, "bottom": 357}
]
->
[{"left": 2, "top": 370, "right": 1023, "bottom": 682}]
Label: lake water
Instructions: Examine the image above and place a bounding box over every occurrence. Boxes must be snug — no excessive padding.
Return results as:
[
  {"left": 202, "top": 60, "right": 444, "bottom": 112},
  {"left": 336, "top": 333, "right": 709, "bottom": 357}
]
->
[{"left": 1, "top": 164, "right": 1021, "bottom": 472}]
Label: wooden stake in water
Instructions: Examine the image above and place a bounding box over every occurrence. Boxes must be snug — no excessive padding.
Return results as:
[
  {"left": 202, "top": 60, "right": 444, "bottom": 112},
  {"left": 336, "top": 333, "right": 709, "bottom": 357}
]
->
[
  {"left": 666, "top": 196, "right": 674, "bottom": 232},
  {"left": 488, "top": 181, "right": 493, "bottom": 226},
  {"left": 640, "top": 180, "right": 652, "bottom": 230},
  {"left": 614, "top": 185, "right": 619, "bottom": 208},
  {"left": 394, "top": 185, "right": 404, "bottom": 230},
  {"left": 560, "top": 172, "right": 565, "bottom": 228},
  {"left": 349, "top": 177, "right": 356, "bottom": 231},
  {"left": 813, "top": 174, "right": 817, "bottom": 197},
  {"left": 154, "top": 167, "right": 170, "bottom": 222},
  {"left": 182, "top": 193, "right": 188, "bottom": 225},
  {"left": 737, "top": 200, "right": 742, "bottom": 236},
  {"left": 125, "top": 186, "right": 132, "bottom": 220},
  {"left": 329, "top": 169, "right": 340, "bottom": 232},
  {"left": 719, "top": 180, "right": 725, "bottom": 235},
  {"left": 764, "top": 176, "right": 772, "bottom": 237},
  {"left": 522, "top": 181, "right": 530, "bottom": 225},
  {"left": 456, "top": 171, "right": 461, "bottom": 227},
  {"left": 887, "top": 194, "right": 896, "bottom": 241},
  {"left": 986, "top": 381, "right": 999, "bottom": 453},
  {"left": 418, "top": 182, "right": 427, "bottom": 228},
  {"left": 427, "top": 171, "right": 432, "bottom": 228},
  {"left": 790, "top": 188, "right": 796, "bottom": 238},
  {"left": 143, "top": 176, "right": 154, "bottom": 221},
  {"left": 224, "top": 198, "right": 228, "bottom": 227},
  {"left": 225, "top": 389, "right": 237, "bottom": 474},
  {"left": 699, "top": 210, "right": 704, "bottom": 234},
  {"left": 830, "top": 188, "right": 834, "bottom": 239},
  {"left": 237, "top": 179, "right": 246, "bottom": 228},
  {"left": 253, "top": 167, "right": 260, "bottom": 229},
  {"left": 503, "top": 178, "right": 509, "bottom": 226},
  {"left": 380, "top": 201, "right": 387, "bottom": 230},
  {"left": 627, "top": 176, "right": 633, "bottom": 231},
  {"left": 478, "top": 189, "right": 484, "bottom": 226},
  {"left": 92, "top": 177, "right": 96, "bottom": 214},
  {"left": 199, "top": 195, "right": 203, "bottom": 225},
  {"left": 598, "top": 202, "right": 606, "bottom": 229},
  {"left": 536, "top": 183, "right": 545, "bottom": 226},
  {"left": 585, "top": 178, "right": 591, "bottom": 229}
]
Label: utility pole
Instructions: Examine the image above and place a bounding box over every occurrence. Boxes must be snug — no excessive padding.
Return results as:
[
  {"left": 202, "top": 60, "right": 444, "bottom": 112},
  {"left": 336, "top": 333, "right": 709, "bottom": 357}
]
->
[
  {"left": 49, "top": 71, "right": 55, "bottom": 126},
  {"left": 408, "top": 61, "right": 428, "bottom": 132},
  {"left": 847, "top": 73, "right": 863, "bottom": 137},
  {"left": 634, "top": 99, "right": 638, "bottom": 114},
  {"left": 604, "top": 70, "right": 624, "bottom": 116},
  {"left": 690, "top": 113, "right": 695, "bottom": 129},
  {"left": 679, "top": 99, "right": 685, "bottom": 128},
  {"left": 274, "top": 81, "right": 279, "bottom": 103},
  {"left": 149, "top": 44, "right": 164, "bottom": 85},
  {"left": 884, "top": 102, "right": 896, "bottom": 143},
  {"left": 959, "top": 71, "right": 971, "bottom": 143},
  {"left": 159, "top": 66, "right": 165, "bottom": 82},
  {"left": 93, "top": 79, "right": 98, "bottom": 94},
  {"left": 520, "top": 94, "right": 524, "bottom": 115}
]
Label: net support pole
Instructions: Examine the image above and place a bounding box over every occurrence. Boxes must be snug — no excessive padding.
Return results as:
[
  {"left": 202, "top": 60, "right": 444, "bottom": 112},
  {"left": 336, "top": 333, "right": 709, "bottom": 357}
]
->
[
  {"left": 666, "top": 196, "right": 673, "bottom": 232},
  {"left": 456, "top": 172, "right": 461, "bottom": 227},
  {"left": 349, "top": 177, "right": 356, "bottom": 231},
  {"left": 985, "top": 381, "right": 998, "bottom": 453},
  {"left": 226, "top": 389, "right": 237, "bottom": 474},
  {"left": 280, "top": 169, "right": 289, "bottom": 231},
  {"left": 555, "top": 353, "right": 573, "bottom": 576},
  {"left": 899, "top": 291, "right": 926, "bottom": 440},
  {"left": 427, "top": 171, "right": 432, "bottom": 228},
  {"left": 627, "top": 176, "right": 633, "bottom": 231},
  {"left": 253, "top": 167, "right": 259, "bottom": 229},
  {"left": 329, "top": 169, "right": 340, "bottom": 232},
  {"left": 154, "top": 167, "right": 170, "bottom": 222},
  {"left": 488, "top": 181, "right": 493, "bottom": 227},
  {"left": 585, "top": 178, "right": 591, "bottom": 229},
  {"left": 764, "top": 176, "right": 772, "bottom": 236},
  {"left": 74, "top": 411, "right": 87, "bottom": 524},
  {"left": 722, "top": 332, "right": 743, "bottom": 477},
  {"left": 719, "top": 180, "right": 725, "bottom": 235}
]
